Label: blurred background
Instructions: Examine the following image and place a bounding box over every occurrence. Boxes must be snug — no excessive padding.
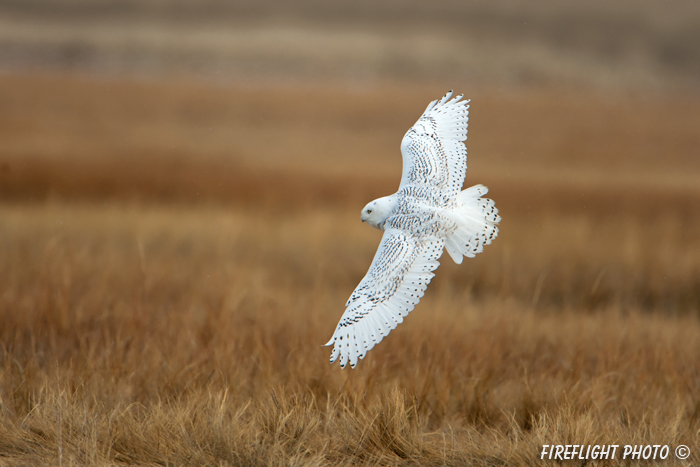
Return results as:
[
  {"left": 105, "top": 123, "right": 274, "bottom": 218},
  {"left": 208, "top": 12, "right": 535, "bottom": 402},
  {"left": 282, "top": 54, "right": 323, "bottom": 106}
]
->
[
  {"left": 2, "top": 0, "right": 700, "bottom": 89},
  {"left": 1, "top": 0, "right": 699, "bottom": 206},
  {"left": 1, "top": 0, "right": 700, "bottom": 207},
  {"left": 1, "top": 0, "right": 700, "bottom": 314}
]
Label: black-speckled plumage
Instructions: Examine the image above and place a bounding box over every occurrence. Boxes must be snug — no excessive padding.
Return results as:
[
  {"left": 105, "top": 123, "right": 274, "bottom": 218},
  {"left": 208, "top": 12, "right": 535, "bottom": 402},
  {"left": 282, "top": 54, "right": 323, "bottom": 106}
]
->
[{"left": 326, "top": 91, "right": 501, "bottom": 369}]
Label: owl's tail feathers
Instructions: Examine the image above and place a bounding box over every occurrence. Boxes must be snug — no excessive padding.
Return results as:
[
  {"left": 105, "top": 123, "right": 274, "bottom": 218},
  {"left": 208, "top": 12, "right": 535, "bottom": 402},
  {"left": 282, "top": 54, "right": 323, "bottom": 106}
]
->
[{"left": 445, "top": 184, "right": 501, "bottom": 264}]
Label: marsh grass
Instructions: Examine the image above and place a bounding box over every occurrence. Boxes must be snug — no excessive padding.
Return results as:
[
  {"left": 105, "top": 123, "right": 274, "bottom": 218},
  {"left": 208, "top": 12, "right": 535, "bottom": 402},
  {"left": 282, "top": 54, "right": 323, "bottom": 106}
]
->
[{"left": 1, "top": 200, "right": 699, "bottom": 466}]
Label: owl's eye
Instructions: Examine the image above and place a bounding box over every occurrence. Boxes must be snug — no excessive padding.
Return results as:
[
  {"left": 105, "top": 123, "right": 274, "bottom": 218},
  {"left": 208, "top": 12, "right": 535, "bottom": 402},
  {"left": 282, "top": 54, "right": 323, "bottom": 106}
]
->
[{"left": 367, "top": 209, "right": 372, "bottom": 214}]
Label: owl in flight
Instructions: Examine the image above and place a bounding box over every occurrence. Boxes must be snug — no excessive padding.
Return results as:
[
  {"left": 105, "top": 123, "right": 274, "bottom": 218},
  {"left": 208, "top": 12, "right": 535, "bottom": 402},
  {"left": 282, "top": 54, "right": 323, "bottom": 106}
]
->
[{"left": 325, "top": 91, "right": 501, "bottom": 368}]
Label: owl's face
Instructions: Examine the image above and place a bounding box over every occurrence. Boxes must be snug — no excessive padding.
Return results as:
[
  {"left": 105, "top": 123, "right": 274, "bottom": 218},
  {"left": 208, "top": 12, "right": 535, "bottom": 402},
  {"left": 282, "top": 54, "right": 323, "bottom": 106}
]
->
[{"left": 361, "top": 196, "right": 396, "bottom": 230}]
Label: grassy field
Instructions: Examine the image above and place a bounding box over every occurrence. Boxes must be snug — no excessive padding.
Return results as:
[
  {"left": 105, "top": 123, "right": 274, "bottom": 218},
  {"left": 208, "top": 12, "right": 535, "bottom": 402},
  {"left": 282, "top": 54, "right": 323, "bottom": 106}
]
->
[{"left": 1, "top": 73, "right": 700, "bottom": 465}]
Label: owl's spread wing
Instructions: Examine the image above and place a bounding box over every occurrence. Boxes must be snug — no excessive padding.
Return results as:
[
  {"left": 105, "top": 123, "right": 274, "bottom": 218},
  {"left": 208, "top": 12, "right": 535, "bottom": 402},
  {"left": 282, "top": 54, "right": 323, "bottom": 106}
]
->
[
  {"left": 325, "top": 229, "right": 444, "bottom": 368},
  {"left": 399, "top": 91, "right": 470, "bottom": 199}
]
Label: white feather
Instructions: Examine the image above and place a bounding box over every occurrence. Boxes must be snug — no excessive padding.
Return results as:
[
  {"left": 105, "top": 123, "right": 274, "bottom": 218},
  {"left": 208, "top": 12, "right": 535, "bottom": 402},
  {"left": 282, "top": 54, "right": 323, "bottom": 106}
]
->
[{"left": 326, "top": 91, "right": 501, "bottom": 368}]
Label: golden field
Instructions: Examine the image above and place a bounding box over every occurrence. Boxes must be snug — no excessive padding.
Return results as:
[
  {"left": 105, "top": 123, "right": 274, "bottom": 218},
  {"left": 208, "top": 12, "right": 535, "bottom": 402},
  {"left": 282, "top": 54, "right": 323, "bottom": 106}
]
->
[{"left": 0, "top": 73, "right": 700, "bottom": 465}]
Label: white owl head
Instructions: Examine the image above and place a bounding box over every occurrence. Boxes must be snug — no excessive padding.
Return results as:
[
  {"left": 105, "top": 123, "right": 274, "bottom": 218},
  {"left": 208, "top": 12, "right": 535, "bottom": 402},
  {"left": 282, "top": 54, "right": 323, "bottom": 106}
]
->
[{"left": 361, "top": 195, "right": 397, "bottom": 230}]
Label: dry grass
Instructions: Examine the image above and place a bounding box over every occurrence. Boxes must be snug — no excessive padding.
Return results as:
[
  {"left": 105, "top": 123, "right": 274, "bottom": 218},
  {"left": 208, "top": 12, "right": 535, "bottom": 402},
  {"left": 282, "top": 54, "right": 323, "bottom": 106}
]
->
[{"left": 0, "top": 73, "right": 699, "bottom": 465}]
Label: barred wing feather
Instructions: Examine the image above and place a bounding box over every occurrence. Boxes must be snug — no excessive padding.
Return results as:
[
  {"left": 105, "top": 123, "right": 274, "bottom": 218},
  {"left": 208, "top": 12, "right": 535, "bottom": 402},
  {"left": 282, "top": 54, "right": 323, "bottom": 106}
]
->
[
  {"left": 325, "top": 229, "right": 445, "bottom": 368},
  {"left": 399, "top": 91, "right": 470, "bottom": 198}
]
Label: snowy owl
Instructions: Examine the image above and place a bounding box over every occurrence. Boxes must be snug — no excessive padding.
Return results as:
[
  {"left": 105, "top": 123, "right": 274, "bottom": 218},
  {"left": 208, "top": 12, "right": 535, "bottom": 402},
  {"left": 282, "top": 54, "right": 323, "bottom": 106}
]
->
[{"left": 325, "top": 91, "right": 501, "bottom": 369}]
